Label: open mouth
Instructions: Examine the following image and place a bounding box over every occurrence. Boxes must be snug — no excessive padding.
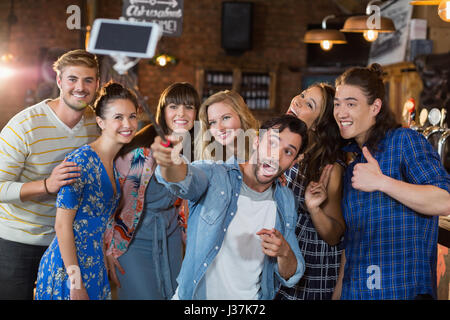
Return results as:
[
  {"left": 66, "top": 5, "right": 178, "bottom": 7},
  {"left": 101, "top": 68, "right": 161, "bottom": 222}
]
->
[
  {"left": 261, "top": 160, "right": 279, "bottom": 176},
  {"left": 287, "top": 107, "right": 298, "bottom": 117}
]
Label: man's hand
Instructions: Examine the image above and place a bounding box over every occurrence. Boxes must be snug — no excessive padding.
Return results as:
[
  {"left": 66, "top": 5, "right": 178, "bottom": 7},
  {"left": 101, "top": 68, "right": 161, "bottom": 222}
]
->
[
  {"left": 352, "top": 147, "right": 386, "bottom": 192},
  {"left": 256, "top": 228, "right": 290, "bottom": 258},
  {"left": 257, "top": 228, "right": 297, "bottom": 280},
  {"left": 151, "top": 135, "right": 187, "bottom": 183},
  {"left": 45, "top": 159, "right": 81, "bottom": 194},
  {"left": 151, "top": 135, "right": 184, "bottom": 167}
]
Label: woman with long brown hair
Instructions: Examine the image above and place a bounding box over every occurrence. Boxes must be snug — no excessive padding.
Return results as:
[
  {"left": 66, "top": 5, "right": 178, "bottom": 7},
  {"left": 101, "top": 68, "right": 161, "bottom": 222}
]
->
[
  {"left": 36, "top": 82, "right": 139, "bottom": 300},
  {"left": 276, "top": 82, "right": 346, "bottom": 300}
]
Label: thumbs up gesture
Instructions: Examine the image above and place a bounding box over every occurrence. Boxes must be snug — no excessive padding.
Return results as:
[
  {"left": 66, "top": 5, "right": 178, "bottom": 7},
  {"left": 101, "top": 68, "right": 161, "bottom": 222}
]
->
[{"left": 351, "top": 147, "right": 385, "bottom": 192}]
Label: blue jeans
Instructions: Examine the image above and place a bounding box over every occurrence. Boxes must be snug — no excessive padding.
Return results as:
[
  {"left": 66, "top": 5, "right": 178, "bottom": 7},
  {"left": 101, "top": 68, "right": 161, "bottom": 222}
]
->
[{"left": 0, "top": 237, "right": 47, "bottom": 300}]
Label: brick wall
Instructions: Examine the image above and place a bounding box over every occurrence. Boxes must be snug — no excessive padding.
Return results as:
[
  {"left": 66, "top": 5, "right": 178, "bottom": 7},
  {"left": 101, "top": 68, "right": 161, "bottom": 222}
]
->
[
  {"left": 0, "top": 0, "right": 340, "bottom": 129},
  {"left": 0, "top": 0, "right": 83, "bottom": 129}
]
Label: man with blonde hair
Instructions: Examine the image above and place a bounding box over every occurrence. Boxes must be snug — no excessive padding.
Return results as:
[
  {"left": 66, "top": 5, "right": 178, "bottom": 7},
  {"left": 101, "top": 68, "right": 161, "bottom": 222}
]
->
[{"left": 0, "top": 49, "right": 100, "bottom": 299}]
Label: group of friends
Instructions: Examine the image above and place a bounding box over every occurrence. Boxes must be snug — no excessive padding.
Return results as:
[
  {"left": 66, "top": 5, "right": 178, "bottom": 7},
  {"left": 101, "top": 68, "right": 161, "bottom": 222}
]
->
[{"left": 0, "top": 49, "right": 449, "bottom": 301}]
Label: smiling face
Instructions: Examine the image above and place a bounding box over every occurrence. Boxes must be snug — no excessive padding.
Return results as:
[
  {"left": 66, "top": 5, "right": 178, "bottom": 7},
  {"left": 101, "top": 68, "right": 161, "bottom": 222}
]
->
[
  {"left": 286, "top": 86, "right": 324, "bottom": 129},
  {"left": 252, "top": 127, "right": 302, "bottom": 186},
  {"left": 164, "top": 103, "right": 196, "bottom": 133},
  {"left": 333, "top": 84, "right": 381, "bottom": 147},
  {"left": 57, "top": 65, "right": 99, "bottom": 112},
  {"left": 207, "top": 101, "right": 242, "bottom": 146},
  {"left": 96, "top": 98, "right": 138, "bottom": 145}
]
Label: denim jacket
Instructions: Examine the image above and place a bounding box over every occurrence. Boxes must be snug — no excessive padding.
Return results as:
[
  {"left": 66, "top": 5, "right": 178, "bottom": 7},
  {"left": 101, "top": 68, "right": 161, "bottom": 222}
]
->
[{"left": 155, "top": 158, "right": 305, "bottom": 300}]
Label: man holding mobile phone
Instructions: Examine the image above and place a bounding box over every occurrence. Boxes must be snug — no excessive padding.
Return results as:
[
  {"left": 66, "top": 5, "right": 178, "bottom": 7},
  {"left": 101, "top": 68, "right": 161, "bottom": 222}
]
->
[{"left": 151, "top": 115, "right": 307, "bottom": 300}]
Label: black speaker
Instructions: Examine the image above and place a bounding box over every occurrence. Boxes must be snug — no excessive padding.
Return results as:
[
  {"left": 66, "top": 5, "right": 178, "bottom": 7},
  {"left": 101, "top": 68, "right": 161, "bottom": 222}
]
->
[{"left": 221, "top": 2, "right": 253, "bottom": 55}]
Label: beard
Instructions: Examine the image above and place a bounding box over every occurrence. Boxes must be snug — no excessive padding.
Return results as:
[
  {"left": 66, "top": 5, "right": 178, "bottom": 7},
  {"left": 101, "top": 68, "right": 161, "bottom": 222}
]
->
[{"left": 62, "top": 91, "right": 93, "bottom": 111}]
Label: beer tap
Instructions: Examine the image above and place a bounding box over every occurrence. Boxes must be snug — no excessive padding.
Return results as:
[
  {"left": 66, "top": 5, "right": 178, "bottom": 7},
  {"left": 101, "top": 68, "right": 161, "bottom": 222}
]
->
[
  {"left": 423, "top": 107, "right": 446, "bottom": 152},
  {"left": 423, "top": 108, "right": 445, "bottom": 140},
  {"left": 415, "top": 108, "right": 429, "bottom": 134},
  {"left": 437, "top": 108, "right": 449, "bottom": 165}
]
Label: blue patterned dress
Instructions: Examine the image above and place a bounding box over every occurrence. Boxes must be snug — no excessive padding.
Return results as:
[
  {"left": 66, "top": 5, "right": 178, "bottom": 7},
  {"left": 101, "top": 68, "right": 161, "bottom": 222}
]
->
[{"left": 35, "top": 145, "right": 120, "bottom": 300}]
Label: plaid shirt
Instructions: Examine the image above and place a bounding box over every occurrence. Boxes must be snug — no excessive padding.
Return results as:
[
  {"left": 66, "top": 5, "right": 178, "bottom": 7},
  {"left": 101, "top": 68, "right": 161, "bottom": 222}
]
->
[
  {"left": 341, "top": 128, "right": 450, "bottom": 300},
  {"left": 276, "top": 163, "right": 343, "bottom": 300}
]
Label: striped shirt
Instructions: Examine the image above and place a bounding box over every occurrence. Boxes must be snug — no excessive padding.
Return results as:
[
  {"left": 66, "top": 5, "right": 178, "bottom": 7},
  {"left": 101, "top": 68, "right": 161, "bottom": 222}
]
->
[
  {"left": 341, "top": 128, "right": 450, "bottom": 300},
  {"left": 0, "top": 100, "right": 99, "bottom": 246}
]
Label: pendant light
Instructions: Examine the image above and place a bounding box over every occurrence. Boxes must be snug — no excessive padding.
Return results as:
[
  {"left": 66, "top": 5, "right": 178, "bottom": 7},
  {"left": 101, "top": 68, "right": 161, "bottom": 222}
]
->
[
  {"left": 303, "top": 15, "right": 347, "bottom": 51},
  {"left": 410, "top": 0, "right": 450, "bottom": 22},
  {"left": 439, "top": 0, "right": 450, "bottom": 21},
  {"left": 341, "top": 0, "right": 396, "bottom": 42},
  {"left": 409, "top": 1, "right": 440, "bottom": 5}
]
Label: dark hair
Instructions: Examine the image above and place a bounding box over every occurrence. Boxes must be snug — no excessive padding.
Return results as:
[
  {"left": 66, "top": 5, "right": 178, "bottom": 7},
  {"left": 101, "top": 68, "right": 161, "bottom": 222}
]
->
[
  {"left": 119, "top": 82, "right": 200, "bottom": 156},
  {"left": 260, "top": 114, "right": 309, "bottom": 158},
  {"left": 93, "top": 81, "right": 139, "bottom": 119},
  {"left": 300, "top": 83, "right": 345, "bottom": 184},
  {"left": 335, "top": 63, "right": 400, "bottom": 151},
  {"left": 155, "top": 82, "right": 200, "bottom": 135}
]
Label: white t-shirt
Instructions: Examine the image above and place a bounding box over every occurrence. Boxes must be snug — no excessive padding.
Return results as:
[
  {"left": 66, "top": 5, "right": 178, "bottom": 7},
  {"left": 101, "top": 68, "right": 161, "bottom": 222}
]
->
[{"left": 204, "top": 181, "right": 277, "bottom": 300}]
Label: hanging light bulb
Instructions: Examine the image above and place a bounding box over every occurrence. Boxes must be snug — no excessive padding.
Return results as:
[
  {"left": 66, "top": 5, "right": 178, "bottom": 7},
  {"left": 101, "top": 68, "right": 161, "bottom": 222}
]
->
[
  {"left": 363, "top": 29, "right": 379, "bottom": 42},
  {"left": 0, "top": 53, "right": 14, "bottom": 63},
  {"left": 0, "top": 65, "right": 14, "bottom": 79},
  {"left": 150, "top": 54, "right": 178, "bottom": 67},
  {"left": 341, "top": 0, "right": 395, "bottom": 42},
  {"left": 438, "top": 0, "right": 450, "bottom": 22},
  {"left": 303, "top": 15, "right": 346, "bottom": 51},
  {"left": 320, "top": 40, "right": 333, "bottom": 51},
  {"left": 156, "top": 55, "right": 168, "bottom": 67}
]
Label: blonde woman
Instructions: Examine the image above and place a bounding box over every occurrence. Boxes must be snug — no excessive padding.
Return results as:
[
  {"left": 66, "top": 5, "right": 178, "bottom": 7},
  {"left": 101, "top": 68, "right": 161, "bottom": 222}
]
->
[{"left": 195, "top": 90, "right": 259, "bottom": 162}]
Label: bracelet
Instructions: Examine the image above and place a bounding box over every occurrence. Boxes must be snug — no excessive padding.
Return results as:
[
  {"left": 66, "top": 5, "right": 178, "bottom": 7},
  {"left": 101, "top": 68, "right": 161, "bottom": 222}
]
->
[{"left": 43, "top": 178, "right": 57, "bottom": 195}]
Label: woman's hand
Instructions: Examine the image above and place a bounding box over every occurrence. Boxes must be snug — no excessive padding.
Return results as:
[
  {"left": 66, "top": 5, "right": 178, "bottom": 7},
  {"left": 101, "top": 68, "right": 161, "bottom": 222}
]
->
[
  {"left": 67, "top": 265, "right": 89, "bottom": 300},
  {"left": 305, "top": 164, "right": 333, "bottom": 213},
  {"left": 70, "top": 286, "right": 90, "bottom": 300},
  {"left": 105, "top": 254, "right": 124, "bottom": 288}
]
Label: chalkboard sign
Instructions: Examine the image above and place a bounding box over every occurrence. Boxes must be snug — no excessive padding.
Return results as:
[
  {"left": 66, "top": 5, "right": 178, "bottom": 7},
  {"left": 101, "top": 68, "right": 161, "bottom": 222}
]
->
[{"left": 122, "top": 0, "right": 184, "bottom": 37}]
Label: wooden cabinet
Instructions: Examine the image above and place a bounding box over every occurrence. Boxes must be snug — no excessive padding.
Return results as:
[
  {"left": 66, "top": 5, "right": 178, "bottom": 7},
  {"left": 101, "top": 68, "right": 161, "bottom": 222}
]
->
[
  {"left": 381, "top": 62, "right": 423, "bottom": 126},
  {"left": 196, "top": 67, "right": 277, "bottom": 112}
]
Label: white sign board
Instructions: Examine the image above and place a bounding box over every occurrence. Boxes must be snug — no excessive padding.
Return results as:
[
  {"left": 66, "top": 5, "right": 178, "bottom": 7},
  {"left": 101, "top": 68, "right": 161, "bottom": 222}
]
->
[{"left": 368, "top": 0, "right": 413, "bottom": 66}]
